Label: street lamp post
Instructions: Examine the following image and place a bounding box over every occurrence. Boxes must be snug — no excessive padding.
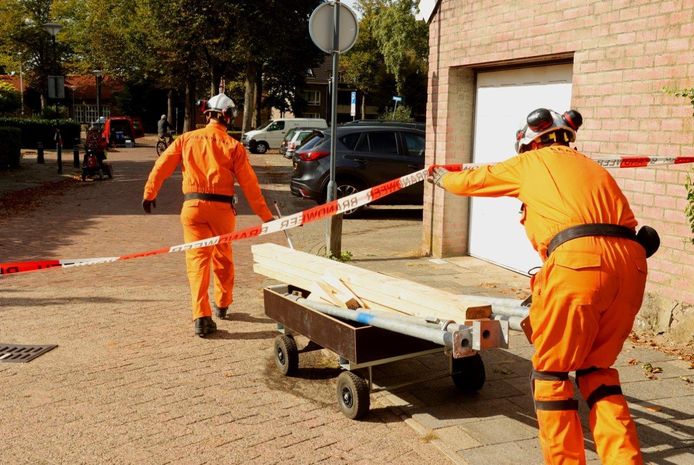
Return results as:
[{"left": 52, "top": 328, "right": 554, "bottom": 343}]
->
[
  {"left": 68, "top": 85, "right": 76, "bottom": 117},
  {"left": 93, "top": 69, "right": 102, "bottom": 123},
  {"left": 43, "top": 22, "right": 62, "bottom": 104},
  {"left": 43, "top": 22, "right": 63, "bottom": 173},
  {"left": 17, "top": 52, "right": 24, "bottom": 116}
]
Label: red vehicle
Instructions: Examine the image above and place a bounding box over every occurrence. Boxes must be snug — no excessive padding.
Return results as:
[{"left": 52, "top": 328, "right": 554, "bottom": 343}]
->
[{"left": 102, "top": 116, "right": 145, "bottom": 147}]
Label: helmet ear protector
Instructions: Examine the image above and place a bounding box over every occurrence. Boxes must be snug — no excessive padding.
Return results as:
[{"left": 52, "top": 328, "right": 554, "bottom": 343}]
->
[
  {"left": 515, "top": 108, "right": 583, "bottom": 153},
  {"left": 197, "top": 99, "right": 208, "bottom": 114}
]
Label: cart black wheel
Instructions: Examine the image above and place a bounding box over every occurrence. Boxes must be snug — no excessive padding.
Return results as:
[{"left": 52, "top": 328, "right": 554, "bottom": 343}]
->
[
  {"left": 274, "top": 335, "right": 298, "bottom": 376},
  {"left": 336, "top": 371, "right": 370, "bottom": 420},
  {"left": 451, "top": 353, "right": 485, "bottom": 394}
]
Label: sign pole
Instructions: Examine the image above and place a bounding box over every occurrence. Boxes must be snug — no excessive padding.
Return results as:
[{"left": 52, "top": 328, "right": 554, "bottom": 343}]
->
[
  {"left": 308, "top": 0, "right": 358, "bottom": 260},
  {"left": 327, "top": 0, "right": 342, "bottom": 259}
]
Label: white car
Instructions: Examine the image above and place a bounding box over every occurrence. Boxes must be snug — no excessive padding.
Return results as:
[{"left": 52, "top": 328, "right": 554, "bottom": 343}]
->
[
  {"left": 242, "top": 118, "right": 327, "bottom": 154},
  {"left": 284, "top": 129, "right": 321, "bottom": 159}
]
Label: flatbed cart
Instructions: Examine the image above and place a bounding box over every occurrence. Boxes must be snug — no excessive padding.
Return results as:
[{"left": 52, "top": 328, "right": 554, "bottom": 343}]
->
[{"left": 263, "top": 284, "right": 509, "bottom": 420}]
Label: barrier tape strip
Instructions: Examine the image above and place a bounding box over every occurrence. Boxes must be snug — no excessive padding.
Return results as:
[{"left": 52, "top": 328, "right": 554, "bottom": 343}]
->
[{"left": 2, "top": 155, "right": 692, "bottom": 276}]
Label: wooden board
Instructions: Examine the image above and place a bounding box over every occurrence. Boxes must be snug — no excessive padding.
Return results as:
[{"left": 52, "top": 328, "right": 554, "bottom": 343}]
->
[{"left": 252, "top": 243, "right": 492, "bottom": 323}]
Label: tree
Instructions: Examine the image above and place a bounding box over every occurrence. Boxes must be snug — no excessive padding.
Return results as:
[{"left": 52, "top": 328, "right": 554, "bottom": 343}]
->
[
  {"left": 0, "top": 0, "right": 325, "bottom": 131},
  {"left": 227, "top": 1, "right": 322, "bottom": 133},
  {"left": 341, "top": 1, "right": 390, "bottom": 119},
  {"left": 341, "top": 0, "right": 428, "bottom": 120},
  {"left": 0, "top": 0, "right": 63, "bottom": 111},
  {"left": 0, "top": 81, "right": 21, "bottom": 114},
  {"left": 371, "top": 0, "right": 427, "bottom": 96}
]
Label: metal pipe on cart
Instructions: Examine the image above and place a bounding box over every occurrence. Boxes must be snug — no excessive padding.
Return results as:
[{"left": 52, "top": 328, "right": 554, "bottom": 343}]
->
[
  {"left": 285, "top": 294, "right": 472, "bottom": 355},
  {"left": 492, "top": 314, "right": 525, "bottom": 331},
  {"left": 457, "top": 294, "right": 529, "bottom": 315}
]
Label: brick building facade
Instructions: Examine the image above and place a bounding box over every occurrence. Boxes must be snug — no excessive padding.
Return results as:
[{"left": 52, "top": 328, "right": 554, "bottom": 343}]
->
[{"left": 422, "top": 0, "right": 694, "bottom": 340}]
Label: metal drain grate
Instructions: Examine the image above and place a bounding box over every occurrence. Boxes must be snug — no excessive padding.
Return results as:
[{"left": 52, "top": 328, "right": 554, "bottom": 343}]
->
[{"left": 0, "top": 344, "right": 57, "bottom": 363}]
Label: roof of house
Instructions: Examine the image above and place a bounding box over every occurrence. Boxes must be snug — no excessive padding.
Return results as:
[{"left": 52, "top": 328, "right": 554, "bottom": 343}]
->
[
  {"left": 306, "top": 57, "right": 332, "bottom": 84},
  {"left": 0, "top": 74, "right": 123, "bottom": 99}
]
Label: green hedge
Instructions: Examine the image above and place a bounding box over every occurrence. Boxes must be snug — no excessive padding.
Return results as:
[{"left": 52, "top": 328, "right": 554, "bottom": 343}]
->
[
  {"left": 0, "top": 127, "right": 21, "bottom": 169},
  {"left": 0, "top": 117, "right": 81, "bottom": 149}
]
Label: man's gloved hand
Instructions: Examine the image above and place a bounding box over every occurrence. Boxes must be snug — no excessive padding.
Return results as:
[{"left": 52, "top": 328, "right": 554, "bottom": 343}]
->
[
  {"left": 426, "top": 165, "right": 450, "bottom": 187},
  {"left": 142, "top": 198, "right": 157, "bottom": 214}
]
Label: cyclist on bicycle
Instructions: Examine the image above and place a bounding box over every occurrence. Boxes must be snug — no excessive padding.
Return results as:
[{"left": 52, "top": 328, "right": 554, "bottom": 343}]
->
[
  {"left": 156, "top": 114, "right": 174, "bottom": 156},
  {"left": 157, "top": 114, "right": 172, "bottom": 141}
]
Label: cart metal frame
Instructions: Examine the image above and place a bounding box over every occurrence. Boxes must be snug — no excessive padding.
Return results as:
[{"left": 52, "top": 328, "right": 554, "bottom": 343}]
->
[{"left": 264, "top": 284, "right": 487, "bottom": 419}]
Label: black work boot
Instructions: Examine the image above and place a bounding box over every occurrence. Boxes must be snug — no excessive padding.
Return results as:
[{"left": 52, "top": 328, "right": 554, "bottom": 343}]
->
[
  {"left": 194, "top": 316, "right": 217, "bottom": 337},
  {"left": 213, "top": 304, "right": 228, "bottom": 319}
]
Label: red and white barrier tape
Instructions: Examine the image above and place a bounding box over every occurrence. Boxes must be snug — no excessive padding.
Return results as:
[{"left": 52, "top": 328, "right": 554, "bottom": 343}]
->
[
  {"left": 437, "top": 155, "right": 694, "bottom": 172},
  {"left": 2, "top": 155, "right": 692, "bottom": 276}
]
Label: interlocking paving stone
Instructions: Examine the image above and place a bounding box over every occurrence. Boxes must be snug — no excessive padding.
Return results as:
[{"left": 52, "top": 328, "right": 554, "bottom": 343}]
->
[{"left": 1, "top": 141, "right": 692, "bottom": 464}]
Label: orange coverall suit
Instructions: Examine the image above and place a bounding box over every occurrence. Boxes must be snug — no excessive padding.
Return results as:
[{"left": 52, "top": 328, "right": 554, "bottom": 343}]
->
[
  {"left": 143, "top": 121, "right": 274, "bottom": 321},
  {"left": 438, "top": 145, "right": 646, "bottom": 465}
]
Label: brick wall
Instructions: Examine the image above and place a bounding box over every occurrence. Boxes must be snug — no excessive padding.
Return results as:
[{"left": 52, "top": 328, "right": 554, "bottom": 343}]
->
[{"left": 424, "top": 0, "right": 694, "bottom": 326}]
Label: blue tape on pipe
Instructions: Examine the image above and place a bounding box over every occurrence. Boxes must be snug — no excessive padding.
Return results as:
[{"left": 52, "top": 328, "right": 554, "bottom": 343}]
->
[{"left": 355, "top": 312, "right": 375, "bottom": 325}]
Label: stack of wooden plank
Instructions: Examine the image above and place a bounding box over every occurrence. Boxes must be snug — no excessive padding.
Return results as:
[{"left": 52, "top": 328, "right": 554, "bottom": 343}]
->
[{"left": 252, "top": 243, "right": 492, "bottom": 323}]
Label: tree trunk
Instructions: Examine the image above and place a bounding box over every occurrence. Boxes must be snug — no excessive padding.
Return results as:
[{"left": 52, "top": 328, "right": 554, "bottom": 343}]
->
[
  {"left": 254, "top": 65, "right": 263, "bottom": 127},
  {"left": 210, "top": 65, "right": 221, "bottom": 97},
  {"left": 167, "top": 89, "right": 174, "bottom": 130},
  {"left": 242, "top": 62, "right": 257, "bottom": 134},
  {"left": 361, "top": 93, "right": 366, "bottom": 120},
  {"left": 183, "top": 77, "right": 196, "bottom": 133}
]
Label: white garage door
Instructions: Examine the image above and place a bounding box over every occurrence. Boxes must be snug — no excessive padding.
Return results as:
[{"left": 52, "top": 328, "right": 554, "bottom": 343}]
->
[{"left": 469, "top": 64, "right": 573, "bottom": 274}]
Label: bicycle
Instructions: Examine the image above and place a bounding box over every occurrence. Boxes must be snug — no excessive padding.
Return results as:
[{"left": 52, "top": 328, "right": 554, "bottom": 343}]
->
[{"left": 156, "top": 131, "right": 175, "bottom": 156}]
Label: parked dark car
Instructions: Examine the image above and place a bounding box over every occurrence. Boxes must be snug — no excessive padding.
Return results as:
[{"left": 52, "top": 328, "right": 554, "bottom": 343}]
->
[{"left": 290, "top": 123, "right": 425, "bottom": 216}]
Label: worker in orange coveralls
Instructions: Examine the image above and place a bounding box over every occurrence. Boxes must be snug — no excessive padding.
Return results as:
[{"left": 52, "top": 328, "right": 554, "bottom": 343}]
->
[
  {"left": 429, "top": 108, "right": 659, "bottom": 465},
  {"left": 143, "top": 93, "right": 274, "bottom": 338}
]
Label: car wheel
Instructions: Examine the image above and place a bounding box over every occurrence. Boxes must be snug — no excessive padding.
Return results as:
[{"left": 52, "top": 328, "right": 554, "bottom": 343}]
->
[
  {"left": 332, "top": 180, "right": 364, "bottom": 217},
  {"left": 256, "top": 142, "right": 269, "bottom": 154}
]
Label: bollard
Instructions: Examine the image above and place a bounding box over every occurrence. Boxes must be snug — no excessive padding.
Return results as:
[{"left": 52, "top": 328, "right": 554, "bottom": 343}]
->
[
  {"left": 73, "top": 138, "right": 80, "bottom": 168},
  {"left": 57, "top": 143, "right": 63, "bottom": 174},
  {"left": 55, "top": 128, "right": 63, "bottom": 174},
  {"left": 37, "top": 141, "right": 45, "bottom": 164}
]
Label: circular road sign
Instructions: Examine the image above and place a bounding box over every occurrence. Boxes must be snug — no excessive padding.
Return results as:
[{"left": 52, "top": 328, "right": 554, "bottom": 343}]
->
[{"left": 309, "top": 2, "right": 359, "bottom": 54}]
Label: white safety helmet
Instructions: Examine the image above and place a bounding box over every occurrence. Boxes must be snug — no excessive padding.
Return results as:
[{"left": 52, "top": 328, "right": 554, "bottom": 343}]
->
[
  {"left": 204, "top": 93, "right": 237, "bottom": 119},
  {"left": 515, "top": 108, "right": 583, "bottom": 154}
]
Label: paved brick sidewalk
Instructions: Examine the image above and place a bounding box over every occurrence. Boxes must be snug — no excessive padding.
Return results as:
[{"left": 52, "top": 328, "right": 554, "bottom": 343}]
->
[{"left": 1, "top": 139, "right": 692, "bottom": 465}]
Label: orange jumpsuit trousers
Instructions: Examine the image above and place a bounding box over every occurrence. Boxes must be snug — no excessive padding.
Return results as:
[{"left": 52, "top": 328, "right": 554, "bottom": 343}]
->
[
  {"left": 144, "top": 121, "right": 273, "bottom": 321},
  {"left": 438, "top": 145, "right": 646, "bottom": 465}
]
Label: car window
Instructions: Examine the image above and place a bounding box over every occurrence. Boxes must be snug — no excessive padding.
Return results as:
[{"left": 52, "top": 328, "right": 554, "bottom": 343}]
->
[
  {"left": 339, "top": 132, "right": 362, "bottom": 150},
  {"left": 268, "top": 121, "right": 285, "bottom": 131},
  {"left": 284, "top": 129, "right": 297, "bottom": 141},
  {"left": 292, "top": 130, "right": 308, "bottom": 142},
  {"left": 298, "top": 132, "right": 324, "bottom": 151},
  {"left": 298, "top": 131, "right": 315, "bottom": 143},
  {"left": 367, "top": 131, "right": 398, "bottom": 154},
  {"left": 403, "top": 132, "right": 425, "bottom": 157}
]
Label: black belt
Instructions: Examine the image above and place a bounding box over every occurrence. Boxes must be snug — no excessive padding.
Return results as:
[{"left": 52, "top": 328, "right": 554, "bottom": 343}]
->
[
  {"left": 546, "top": 223, "right": 636, "bottom": 257},
  {"left": 183, "top": 193, "right": 236, "bottom": 204}
]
